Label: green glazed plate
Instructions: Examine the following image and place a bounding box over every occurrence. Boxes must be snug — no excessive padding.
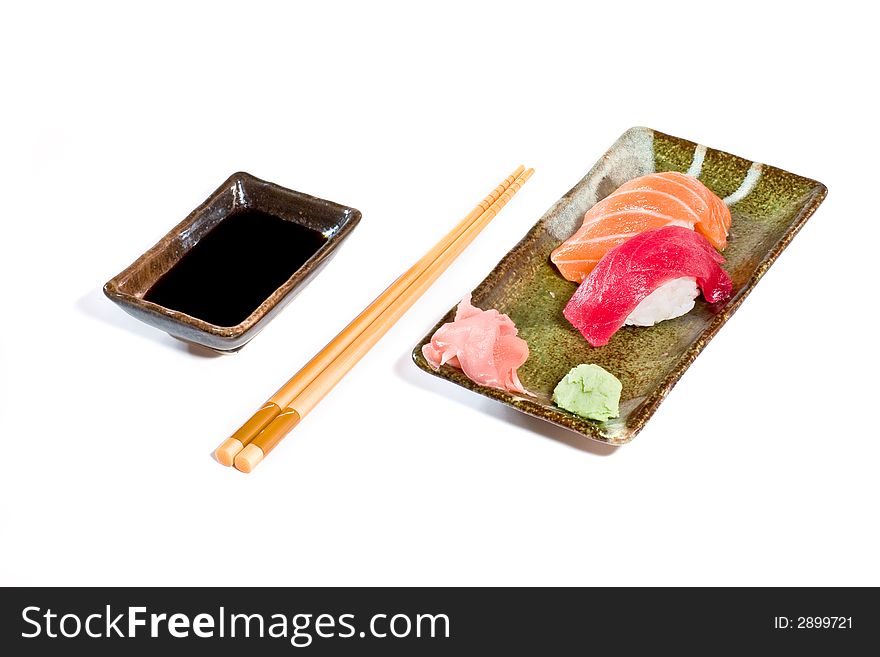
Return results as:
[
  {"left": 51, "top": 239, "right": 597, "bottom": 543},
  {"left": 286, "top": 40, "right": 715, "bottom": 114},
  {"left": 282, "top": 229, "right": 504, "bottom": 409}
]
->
[{"left": 412, "top": 127, "right": 827, "bottom": 445}]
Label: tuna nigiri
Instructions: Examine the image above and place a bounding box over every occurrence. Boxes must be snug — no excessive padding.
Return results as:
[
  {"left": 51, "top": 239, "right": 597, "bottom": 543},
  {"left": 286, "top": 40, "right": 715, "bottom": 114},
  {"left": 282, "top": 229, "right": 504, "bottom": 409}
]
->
[
  {"left": 563, "top": 226, "right": 733, "bottom": 347},
  {"left": 422, "top": 295, "right": 531, "bottom": 395},
  {"left": 550, "top": 172, "right": 731, "bottom": 283}
]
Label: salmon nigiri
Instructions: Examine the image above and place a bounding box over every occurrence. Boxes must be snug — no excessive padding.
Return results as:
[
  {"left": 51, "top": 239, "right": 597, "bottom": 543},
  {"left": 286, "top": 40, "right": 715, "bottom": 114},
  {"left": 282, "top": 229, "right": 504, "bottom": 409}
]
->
[{"left": 550, "top": 172, "right": 731, "bottom": 283}]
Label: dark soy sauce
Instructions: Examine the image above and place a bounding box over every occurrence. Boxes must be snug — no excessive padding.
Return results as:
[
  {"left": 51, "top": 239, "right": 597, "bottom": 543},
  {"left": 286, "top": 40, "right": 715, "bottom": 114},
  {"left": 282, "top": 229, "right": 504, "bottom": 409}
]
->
[{"left": 144, "top": 209, "right": 327, "bottom": 327}]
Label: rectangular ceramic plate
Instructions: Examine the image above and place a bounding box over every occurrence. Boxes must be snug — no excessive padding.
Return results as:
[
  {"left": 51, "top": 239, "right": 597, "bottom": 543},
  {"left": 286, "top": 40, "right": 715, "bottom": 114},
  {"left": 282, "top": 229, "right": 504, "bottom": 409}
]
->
[{"left": 412, "top": 127, "right": 827, "bottom": 445}]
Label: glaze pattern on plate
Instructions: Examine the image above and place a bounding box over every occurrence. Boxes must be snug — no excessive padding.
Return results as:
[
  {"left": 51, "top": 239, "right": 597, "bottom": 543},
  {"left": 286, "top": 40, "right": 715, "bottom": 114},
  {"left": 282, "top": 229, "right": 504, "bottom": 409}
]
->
[{"left": 412, "top": 127, "right": 827, "bottom": 444}]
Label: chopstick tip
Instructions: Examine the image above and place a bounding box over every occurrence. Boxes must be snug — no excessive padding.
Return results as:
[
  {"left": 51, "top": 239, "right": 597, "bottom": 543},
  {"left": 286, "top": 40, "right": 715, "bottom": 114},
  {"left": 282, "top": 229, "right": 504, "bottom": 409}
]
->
[
  {"left": 214, "top": 438, "right": 244, "bottom": 466},
  {"left": 233, "top": 444, "right": 265, "bottom": 473}
]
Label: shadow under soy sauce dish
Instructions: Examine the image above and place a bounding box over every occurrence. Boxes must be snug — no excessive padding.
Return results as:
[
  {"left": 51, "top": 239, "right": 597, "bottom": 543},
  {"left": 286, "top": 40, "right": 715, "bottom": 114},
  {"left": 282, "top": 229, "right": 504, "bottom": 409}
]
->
[{"left": 104, "top": 172, "right": 361, "bottom": 352}]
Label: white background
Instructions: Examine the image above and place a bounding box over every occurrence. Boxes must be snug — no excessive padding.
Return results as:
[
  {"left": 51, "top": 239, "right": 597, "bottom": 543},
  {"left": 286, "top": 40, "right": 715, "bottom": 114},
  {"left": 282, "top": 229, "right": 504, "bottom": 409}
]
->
[{"left": 1, "top": 1, "right": 877, "bottom": 586}]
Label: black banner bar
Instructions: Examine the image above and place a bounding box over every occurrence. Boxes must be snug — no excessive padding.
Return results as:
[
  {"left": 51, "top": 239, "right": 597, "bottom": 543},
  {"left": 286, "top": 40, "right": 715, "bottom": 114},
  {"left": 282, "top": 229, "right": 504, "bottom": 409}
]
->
[{"left": 1, "top": 587, "right": 875, "bottom": 654}]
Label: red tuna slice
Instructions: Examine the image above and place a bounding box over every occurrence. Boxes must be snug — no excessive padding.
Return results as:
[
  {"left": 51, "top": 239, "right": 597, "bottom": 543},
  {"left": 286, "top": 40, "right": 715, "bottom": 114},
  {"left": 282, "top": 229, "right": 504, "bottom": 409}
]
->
[
  {"left": 563, "top": 226, "right": 733, "bottom": 347},
  {"left": 422, "top": 295, "right": 530, "bottom": 395}
]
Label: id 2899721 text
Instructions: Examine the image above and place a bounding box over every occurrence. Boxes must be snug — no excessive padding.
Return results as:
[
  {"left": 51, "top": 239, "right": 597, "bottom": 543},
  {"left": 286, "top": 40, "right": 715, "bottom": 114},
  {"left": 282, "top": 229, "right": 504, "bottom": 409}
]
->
[{"left": 773, "top": 617, "right": 852, "bottom": 630}]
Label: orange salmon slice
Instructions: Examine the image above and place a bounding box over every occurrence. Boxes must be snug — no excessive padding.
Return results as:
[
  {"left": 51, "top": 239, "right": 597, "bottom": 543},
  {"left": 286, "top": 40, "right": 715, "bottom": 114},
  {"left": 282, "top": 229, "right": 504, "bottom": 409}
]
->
[{"left": 550, "top": 172, "right": 731, "bottom": 283}]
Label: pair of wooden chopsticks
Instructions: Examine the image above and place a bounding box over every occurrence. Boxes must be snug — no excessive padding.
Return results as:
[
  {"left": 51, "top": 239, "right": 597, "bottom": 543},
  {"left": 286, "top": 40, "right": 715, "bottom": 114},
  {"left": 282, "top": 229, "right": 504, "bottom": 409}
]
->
[{"left": 214, "top": 165, "right": 534, "bottom": 472}]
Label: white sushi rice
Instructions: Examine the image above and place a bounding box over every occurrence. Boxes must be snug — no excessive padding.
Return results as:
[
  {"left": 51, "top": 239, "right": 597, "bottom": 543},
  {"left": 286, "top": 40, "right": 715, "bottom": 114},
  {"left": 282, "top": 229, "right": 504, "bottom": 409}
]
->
[{"left": 625, "top": 277, "right": 699, "bottom": 327}]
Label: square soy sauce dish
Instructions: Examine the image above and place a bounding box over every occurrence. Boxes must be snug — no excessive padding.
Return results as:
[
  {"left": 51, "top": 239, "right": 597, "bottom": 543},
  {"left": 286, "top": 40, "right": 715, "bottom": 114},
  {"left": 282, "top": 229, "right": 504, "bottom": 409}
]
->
[{"left": 104, "top": 172, "right": 361, "bottom": 352}]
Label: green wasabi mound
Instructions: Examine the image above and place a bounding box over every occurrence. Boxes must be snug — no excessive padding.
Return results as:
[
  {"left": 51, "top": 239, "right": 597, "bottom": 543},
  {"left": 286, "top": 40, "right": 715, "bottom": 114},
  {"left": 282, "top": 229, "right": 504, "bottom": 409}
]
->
[{"left": 552, "top": 364, "right": 622, "bottom": 422}]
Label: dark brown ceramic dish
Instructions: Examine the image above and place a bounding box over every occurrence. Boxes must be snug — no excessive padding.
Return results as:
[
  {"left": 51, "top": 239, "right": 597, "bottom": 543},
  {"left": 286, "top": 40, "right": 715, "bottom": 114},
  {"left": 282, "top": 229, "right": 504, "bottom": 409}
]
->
[
  {"left": 413, "top": 127, "right": 827, "bottom": 444},
  {"left": 104, "top": 172, "right": 361, "bottom": 351}
]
